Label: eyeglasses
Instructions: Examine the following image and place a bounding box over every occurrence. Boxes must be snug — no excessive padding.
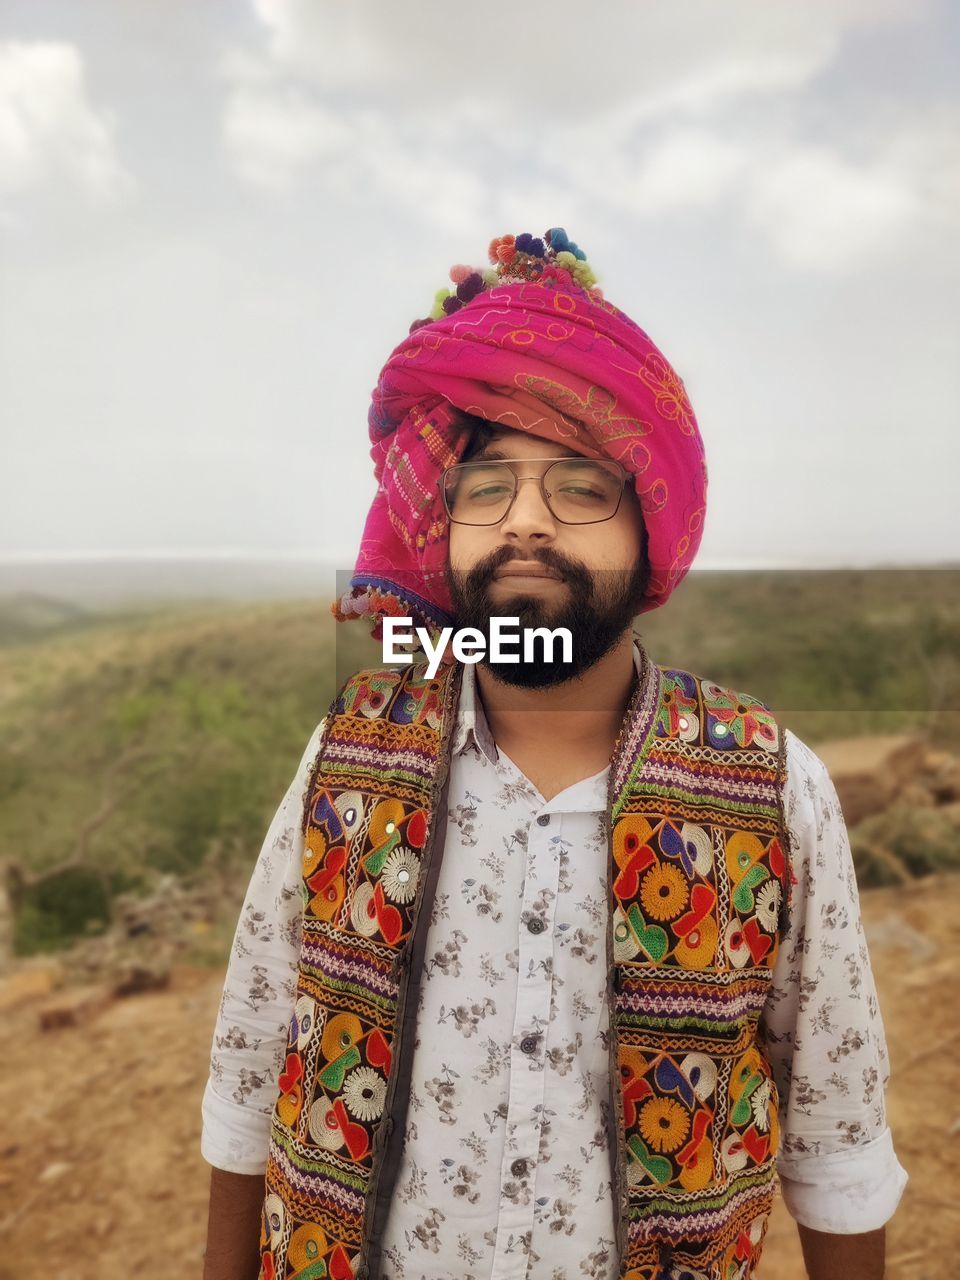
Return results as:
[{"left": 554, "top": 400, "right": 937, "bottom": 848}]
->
[{"left": 439, "top": 457, "right": 630, "bottom": 526}]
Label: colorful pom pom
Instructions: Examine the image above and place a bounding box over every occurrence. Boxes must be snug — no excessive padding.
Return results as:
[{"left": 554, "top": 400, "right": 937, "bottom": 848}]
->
[
  {"left": 429, "top": 287, "right": 452, "bottom": 320},
  {"left": 412, "top": 227, "right": 600, "bottom": 331},
  {"left": 488, "top": 234, "right": 516, "bottom": 265},
  {"left": 456, "top": 272, "right": 484, "bottom": 302}
]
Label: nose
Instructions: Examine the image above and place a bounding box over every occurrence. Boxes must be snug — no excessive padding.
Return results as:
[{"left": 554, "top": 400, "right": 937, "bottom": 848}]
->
[{"left": 497, "top": 473, "right": 558, "bottom": 546}]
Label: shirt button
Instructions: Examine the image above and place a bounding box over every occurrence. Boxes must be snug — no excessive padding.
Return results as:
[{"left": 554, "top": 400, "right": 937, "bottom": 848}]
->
[
  {"left": 510, "top": 1158, "right": 529, "bottom": 1178},
  {"left": 520, "top": 1034, "right": 540, "bottom": 1055},
  {"left": 526, "top": 916, "right": 546, "bottom": 934},
  {"left": 536, "top": 814, "right": 550, "bottom": 826}
]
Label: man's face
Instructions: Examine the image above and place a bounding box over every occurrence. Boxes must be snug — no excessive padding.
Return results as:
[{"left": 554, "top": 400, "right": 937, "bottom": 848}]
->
[{"left": 445, "top": 427, "right": 649, "bottom": 688}]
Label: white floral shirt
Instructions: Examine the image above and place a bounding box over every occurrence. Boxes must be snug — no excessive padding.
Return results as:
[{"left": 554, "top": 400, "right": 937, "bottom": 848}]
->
[{"left": 201, "top": 649, "right": 908, "bottom": 1277}]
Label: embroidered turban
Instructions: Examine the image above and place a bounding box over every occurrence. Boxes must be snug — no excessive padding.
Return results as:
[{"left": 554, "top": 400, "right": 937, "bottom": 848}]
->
[{"left": 334, "top": 229, "right": 708, "bottom": 636}]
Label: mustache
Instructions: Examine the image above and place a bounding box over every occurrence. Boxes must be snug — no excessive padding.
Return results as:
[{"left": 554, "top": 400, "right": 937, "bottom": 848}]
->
[{"left": 464, "top": 545, "right": 594, "bottom": 595}]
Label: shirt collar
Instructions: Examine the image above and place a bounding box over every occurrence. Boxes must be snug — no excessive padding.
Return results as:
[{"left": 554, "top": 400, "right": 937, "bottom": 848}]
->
[{"left": 452, "top": 639, "right": 647, "bottom": 768}]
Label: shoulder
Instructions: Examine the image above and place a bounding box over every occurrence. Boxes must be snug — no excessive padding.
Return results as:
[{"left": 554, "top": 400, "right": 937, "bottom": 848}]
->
[
  {"left": 782, "top": 727, "right": 851, "bottom": 861},
  {"left": 784, "top": 728, "right": 831, "bottom": 781}
]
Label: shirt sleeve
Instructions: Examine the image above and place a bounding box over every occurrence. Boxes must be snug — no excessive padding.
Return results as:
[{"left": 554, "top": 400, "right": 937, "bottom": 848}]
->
[
  {"left": 758, "top": 728, "right": 909, "bottom": 1233},
  {"left": 199, "top": 720, "right": 325, "bottom": 1174}
]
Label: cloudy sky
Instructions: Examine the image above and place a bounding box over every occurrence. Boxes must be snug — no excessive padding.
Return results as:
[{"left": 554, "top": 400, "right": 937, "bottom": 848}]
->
[{"left": 2, "top": 0, "right": 958, "bottom": 572}]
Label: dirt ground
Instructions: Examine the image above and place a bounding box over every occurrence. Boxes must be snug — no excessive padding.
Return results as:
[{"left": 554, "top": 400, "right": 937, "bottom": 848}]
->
[{"left": 1, "top": 873, "right": 956, "bottom": 1280}]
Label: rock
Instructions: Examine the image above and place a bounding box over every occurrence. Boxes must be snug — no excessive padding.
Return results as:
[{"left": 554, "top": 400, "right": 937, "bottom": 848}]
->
[
  {"left": 111, "top": 964, "right": 171, "bottom": 998},
  {"left": 813, "top": 734, "right": 927, "bottom": 824},
  {"left": 38, "top": 1161, "right": 71, "bottom": 1183},
  {"left": 37, "top": 986, "right": 108, "bottom": 1031}
]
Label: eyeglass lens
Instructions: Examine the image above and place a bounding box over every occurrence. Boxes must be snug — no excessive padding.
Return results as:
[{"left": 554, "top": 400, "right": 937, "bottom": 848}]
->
[{"left": 442, "top": 459, "right": 624, "bottom": 525}]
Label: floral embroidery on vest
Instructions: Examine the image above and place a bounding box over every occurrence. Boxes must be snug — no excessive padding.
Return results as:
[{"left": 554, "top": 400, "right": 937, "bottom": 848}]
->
[{"left": 611, "top": 668, "right": 790, "bottom": 1280}]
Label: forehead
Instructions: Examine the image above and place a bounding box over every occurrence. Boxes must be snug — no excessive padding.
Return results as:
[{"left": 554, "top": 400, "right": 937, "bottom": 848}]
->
[{"left": 472, "top": 425, "right": 581, "bottom": 460}]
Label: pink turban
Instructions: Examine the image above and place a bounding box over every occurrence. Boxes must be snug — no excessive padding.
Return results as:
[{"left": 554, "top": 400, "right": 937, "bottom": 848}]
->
[{"left": 335, "top": 229, "right": 708, "bottom": 636}]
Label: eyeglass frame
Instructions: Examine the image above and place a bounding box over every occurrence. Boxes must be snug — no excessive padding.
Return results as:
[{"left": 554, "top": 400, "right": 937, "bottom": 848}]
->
[{"left": 438, "top": 455, "right": 631, "bottom": 526}]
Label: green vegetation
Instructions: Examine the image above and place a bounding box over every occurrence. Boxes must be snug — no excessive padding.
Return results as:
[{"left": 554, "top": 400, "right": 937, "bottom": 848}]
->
[
  {"left": 1, "top": 568, "right": 957, "bottom": 956},
  {"left": 0, "top": 597, "right": 378, "bottom": 955}
]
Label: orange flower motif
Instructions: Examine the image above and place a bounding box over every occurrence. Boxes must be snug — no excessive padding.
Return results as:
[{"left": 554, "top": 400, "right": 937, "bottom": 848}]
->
[
  {"left": 639, "top": 1096, "right": 691, "bottom": 1154},
  {"left": 639, "top": 862, "right": 689, "bottom": 921}
]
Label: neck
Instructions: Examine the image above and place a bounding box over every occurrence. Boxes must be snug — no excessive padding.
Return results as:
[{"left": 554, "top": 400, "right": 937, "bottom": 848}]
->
[{"left": 475, "top": 630, "right": 639, "bottom": 762}]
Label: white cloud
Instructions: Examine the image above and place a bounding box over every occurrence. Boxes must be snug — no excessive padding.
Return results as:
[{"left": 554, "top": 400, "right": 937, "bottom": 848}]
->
[
  {"left": 219, "top": 0, "right": 947, "bottom": 271},
  {"left": 241, "top": 0, "right": 929, "bottom": 113},
  {"left": 617, "top": 130, "right": 747, "bottom": 215},
  {"left": 219, "top": 0, "right": 867, "bottom": 202},
  {"left": 223, "top": 87, "right": 489, "bottom": 232},
  {"left": 745, "top": 148, "right": 922, "bottom": 270},
  {"left": 882, "top": 110, "right": 960, "bottom": 231},
  {"left": 0, "top": 40, "right": 132, "bottom": 201},
  {"left": 223, "top": 86, "right": 354, "bottom": 189}
]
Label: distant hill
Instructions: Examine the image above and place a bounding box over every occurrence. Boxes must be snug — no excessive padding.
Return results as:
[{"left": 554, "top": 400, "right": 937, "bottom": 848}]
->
[
  {"left": 0, "top": 592, "right": 98, "bottom": 645},
  {"left": 0, "top": 555, "right": 344, "bottom": 608}
]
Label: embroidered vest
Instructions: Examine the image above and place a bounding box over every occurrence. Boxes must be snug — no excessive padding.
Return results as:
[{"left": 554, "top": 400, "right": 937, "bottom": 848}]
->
[{"left": 257, "top": 650, "right": 792, "bottom": 1280}]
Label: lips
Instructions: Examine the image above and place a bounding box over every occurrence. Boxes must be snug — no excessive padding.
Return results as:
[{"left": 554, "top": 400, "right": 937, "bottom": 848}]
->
[{"left": 494, "top": 563, "right": 563, "bottom": 580}]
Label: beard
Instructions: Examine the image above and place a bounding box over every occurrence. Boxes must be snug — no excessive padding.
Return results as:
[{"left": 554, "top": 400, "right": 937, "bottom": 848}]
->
[{"left": 445, "top": 544, "right": 649, "bottom": 689}]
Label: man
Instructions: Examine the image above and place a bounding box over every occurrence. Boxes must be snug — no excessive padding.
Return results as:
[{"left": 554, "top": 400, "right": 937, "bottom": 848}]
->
[{"left": 200, "top": 230, "right": 907, "bottom": 1280}]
